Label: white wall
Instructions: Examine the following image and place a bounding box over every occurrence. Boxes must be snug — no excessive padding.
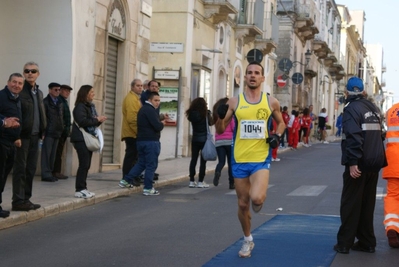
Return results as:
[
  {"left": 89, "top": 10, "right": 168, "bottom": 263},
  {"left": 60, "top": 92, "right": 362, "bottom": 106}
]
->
[{"left": 0, "top": 0, "right": 73, "bottom": 89}]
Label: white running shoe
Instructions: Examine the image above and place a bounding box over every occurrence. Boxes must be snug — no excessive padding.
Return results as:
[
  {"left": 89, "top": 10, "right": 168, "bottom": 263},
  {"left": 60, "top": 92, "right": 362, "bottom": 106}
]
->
[
  {"left": 75, "top": 189, "right": 94, "bottom": 199},
  {"left": 273, "top": 158, "right": 281, "bottom": 162},
  {"left": 197, "top": 182, "right": 209, "bottom": 188},
  {"left": 189, "top": 181, "right": 197, "bottom": 188},
  {"left": 323, "top": 141, "right": 329, "bottom": 144},
  {"left": 143, "top": 188, "right": 160, "bottom": 196},
  {"left": 239, "top": 240, "right": 255, "bottom": 258}
]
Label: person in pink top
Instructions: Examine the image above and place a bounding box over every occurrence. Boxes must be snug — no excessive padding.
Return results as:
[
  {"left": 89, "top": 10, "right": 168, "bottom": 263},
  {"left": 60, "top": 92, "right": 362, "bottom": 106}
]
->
[{"left": 212, "top": 97, "right": 235, "bottom": 189}]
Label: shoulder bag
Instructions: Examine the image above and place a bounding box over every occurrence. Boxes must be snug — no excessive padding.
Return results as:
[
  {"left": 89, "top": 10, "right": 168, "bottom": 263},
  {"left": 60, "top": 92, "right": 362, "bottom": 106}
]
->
[
  {"left": 201, "top": 116, "right": 217, "bottom": 161},
  {"left": 75, "top": 122, "right": 101, "bottom": 152}
]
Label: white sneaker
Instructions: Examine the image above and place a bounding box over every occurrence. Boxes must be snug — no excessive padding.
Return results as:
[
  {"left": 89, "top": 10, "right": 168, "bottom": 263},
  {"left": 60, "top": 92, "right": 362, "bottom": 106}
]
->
[
  {"left": 239, "top": 240, "right": 255, "bottom": 258},
  {"left": 303, "top": 144, "right": 309, "bottom": 147},
  {"left": 143, "top": 188, "right": 160, "bottom": 196},
  {"left": 197, "top": 182, "right": 209, "bottom": 188},
  {"left": 75, "top": 189, "right": 93, "bottom": 199},
  {"left": 189, "top": 181, "right": 197, "bottom": 188},
  {"left": 273, "top": 158, "right": 280, "bottom": 162},
  {"left": 323, "top": 141, "right": 329, "bottom": 144}
]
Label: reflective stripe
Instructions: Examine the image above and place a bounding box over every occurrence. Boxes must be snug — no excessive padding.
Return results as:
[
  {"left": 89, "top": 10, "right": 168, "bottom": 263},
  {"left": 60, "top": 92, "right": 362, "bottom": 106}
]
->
[
  {"left": 387, "top": 126, "right": 399, "bottom": 131},
  {"left": 361, "top": 123, "right": 381, "bottom": 131},
  {"left": 386, "top": 137, "right": 399, "bottom": 143},
  {"left": 385, "top": 213, "right": 399, "bottom": 220},
  {"left": 384, "top": 221, "right": 399, "bottom": 229}
]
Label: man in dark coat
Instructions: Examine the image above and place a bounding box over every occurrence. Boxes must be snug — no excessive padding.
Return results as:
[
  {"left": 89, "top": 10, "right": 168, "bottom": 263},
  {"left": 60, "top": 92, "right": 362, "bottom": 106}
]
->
[
  {"left": 119, "top": 92, "right": 165, "bottom": 195},
  {"left": 12, "top": 62, "right": 46, "bottom": 211},
  {"left": 53, "top": 84, "right": 72, "bottom": 180},
  {"left": 41, "top": 82, "right": 64, "bottom": 182},
  {"left": 0, "top": 73, "right": 23, "bottom": 218},
  {"left": 334, "top": 77, "right": 387, "bottom": 254}
]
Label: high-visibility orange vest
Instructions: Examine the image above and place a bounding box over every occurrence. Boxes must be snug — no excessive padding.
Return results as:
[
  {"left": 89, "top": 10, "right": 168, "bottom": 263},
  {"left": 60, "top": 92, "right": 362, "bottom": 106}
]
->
[{"left": 382, "top": 103, "right": 399, "bottom": 178}]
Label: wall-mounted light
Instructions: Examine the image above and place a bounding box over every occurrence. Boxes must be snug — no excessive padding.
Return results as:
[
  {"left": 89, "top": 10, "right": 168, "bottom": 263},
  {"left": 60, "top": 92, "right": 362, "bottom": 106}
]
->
[
  {"left": 292, "top": 49, "right": 312, "bottom": 67},
  {"left": 196, "top": 48, "right": 222, "bottom": 53}
]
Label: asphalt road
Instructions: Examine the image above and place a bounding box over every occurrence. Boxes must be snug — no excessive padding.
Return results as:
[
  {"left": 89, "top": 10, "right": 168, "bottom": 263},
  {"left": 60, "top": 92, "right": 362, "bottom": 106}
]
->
[{"left": 0, "top": 142, "right": 397, "bottom": 267}]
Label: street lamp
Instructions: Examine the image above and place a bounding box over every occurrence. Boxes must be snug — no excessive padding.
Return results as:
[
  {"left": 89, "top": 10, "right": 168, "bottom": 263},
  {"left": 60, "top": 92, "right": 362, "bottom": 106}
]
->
[{"left": 292, "top": 49, "right": 312, "bottom": 67}]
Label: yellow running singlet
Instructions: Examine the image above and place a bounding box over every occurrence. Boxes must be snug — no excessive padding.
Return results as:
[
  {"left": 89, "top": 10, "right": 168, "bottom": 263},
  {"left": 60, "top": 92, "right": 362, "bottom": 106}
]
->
[{"left": 233, "top": 92, "right": 272, "bottom": 163}]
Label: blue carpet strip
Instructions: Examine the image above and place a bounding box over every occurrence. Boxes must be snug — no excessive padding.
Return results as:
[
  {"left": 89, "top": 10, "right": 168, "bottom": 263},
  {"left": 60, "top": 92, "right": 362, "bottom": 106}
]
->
[{"left": 203, "top": 214, "right": 340, "bottom": 267}]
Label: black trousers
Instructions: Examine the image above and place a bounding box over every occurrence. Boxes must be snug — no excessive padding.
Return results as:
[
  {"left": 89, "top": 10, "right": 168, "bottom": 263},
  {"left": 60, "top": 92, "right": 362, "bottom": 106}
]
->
[
  {"left": 189, "top": 141, "right": 206, "bottom": 182},
  {"left": 337, "top": 169, "right": 378, "bottom": 247},
  {"left": 0, "top": 141, "right": 15, "bottom": 205},
  {"left": 73, "top": 141, "right": 93, "bottom": 192},
  {"left": 122, "top": 137, "right": 138, "bottom": 177},
  {"left": 53, "top": 135, "right": 67, "bottom": 174},
  {"left": 12, "top": 135, "right": 40, "bottom": 205}
]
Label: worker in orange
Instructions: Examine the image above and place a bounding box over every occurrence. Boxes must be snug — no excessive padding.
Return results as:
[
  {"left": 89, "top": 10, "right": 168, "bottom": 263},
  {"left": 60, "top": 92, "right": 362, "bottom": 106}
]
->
[{"left": 383, "top": 103, "right": 399, "bottom": 248}]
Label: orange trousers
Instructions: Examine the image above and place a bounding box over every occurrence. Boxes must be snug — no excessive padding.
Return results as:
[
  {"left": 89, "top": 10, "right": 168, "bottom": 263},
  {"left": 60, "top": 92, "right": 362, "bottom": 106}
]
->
[{"left": 384, "top": 178, "right": 399, "bottom": 234}]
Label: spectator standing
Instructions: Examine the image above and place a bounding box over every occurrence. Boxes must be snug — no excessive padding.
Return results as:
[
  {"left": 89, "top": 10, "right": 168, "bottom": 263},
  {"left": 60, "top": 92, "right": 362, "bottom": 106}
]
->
[
  {"left": 53, "top": 84, "right": 73, "bottom": 180},
  {"left": 12, "top": 62, "right": 46, "bottom": 211},
  {"left": 334, "top": 77, "right": 386, "bottom": 254},
  {"left": 119, "top": 92, "right": 165, "bottom": 196},
  {"left": 121, "top": 79, "right": 143, "bottom": 178},
  {"left": 309, "top": 104, "right": 317, "bottom": 143},
  {"left": 382, "top": 102, "right": 399, "bottom": 248},
  {"left": 70, "top": 85, "right": 107, "bottom": 198},
  {"left": 215, "top": 62, "right": 285, "bottom": 258},
  {"left": 281, "top": 106, "right": 290, "bottom": 147},
  {"left": 318, "top": 108, "right": 329, "bottom": 144},
  {"left": 288, "top": 110, "right": 299, "bottom": 150},
  {"left": 186, "top": 97, "right": 213, "bottom": 188},
  {"left": 0, "top": 73, "right": 23, "bottom": 218},
  {"left": 335, "top": 112, "right": 343, "bottom": 137},
  {"left": 139, "top": 79, "right": 167, "bottom": 181},
  {"left": 41, "top": 83, "right": 64, "bottom": 182},
  {"left": 212, "top": 97, "right": 235, "bottom": 189},
  {"left": 287, "top": 110, "right": 295, "bottom": 147},
  {"left": 301, "top": 107, "right": 312, "bottom": 146}
]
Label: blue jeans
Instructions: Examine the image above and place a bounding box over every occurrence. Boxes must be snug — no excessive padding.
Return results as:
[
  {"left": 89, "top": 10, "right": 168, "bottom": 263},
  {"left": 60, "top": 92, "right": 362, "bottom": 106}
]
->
[
  {"left": 125, "top": 141, "right": 160, "bottom": 189},
  {"left": 215, "top": 145, "right": 233, "bottom": 184}
]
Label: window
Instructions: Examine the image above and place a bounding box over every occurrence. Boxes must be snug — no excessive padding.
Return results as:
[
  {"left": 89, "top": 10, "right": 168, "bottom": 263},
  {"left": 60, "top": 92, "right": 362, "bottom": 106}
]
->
[{"left": 219, "top": 26, "right": 225, "bottom": 45}]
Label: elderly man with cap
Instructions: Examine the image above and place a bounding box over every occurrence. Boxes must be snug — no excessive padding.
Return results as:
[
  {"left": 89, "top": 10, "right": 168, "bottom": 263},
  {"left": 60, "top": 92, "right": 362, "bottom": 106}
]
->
[
  {"left": 53, "top": 84, "right": 73, "bottom": 180},
  {"left": 333, "top": 77, "right": 387, "bottom": 254}
]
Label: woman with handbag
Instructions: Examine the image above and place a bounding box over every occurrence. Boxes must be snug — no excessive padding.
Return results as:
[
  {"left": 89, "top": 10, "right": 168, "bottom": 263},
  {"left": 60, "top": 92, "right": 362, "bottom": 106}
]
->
[
  {"left": 185, "top": 97, "right": 213, "bottom": 188},
  {"left": 70, "top": 85, "right": 107, "bottom": 198}
]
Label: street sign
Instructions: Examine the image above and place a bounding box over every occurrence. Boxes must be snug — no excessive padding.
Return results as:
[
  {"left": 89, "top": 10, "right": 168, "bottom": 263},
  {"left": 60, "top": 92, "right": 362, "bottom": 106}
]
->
[
  {"left": 246, "top": 49, "right": 263, "bottom": 63},
  {"left": 292, "top": 72, "right": 304, "bottom": 84},
  {"left": 278, "top": 58, "right": 293, "bottom": 72},
  {"left": 277, "top": 75, "right": 287, "bottom": 88}
]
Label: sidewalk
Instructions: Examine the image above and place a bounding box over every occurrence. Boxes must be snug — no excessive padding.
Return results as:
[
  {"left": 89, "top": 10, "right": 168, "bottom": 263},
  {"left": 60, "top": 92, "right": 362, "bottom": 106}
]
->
[{"left": 0, "top": 136, "right": 338, "bottom": 230}]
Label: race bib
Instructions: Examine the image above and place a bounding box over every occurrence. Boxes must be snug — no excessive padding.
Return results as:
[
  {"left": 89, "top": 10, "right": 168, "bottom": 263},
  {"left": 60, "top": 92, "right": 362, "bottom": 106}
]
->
[{"left": 240, "top": 120, "right": 265, "bottom": 139}]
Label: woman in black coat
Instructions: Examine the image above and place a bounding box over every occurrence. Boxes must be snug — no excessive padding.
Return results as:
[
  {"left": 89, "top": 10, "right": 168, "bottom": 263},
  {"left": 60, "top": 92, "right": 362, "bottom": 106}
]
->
[
  {"left": 185, "top": 97, "right": 213, "bottom": 188},
  {"left": 70, "top": 85, "right": 107, "bottom": 198}
]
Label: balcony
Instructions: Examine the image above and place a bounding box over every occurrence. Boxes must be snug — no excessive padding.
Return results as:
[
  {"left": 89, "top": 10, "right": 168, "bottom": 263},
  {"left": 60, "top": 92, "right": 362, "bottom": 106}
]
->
[
  {"left": 204, "top": 0, "right": 238, "bottom": 24},
  {"left": 277, "top": 0, "right": 319, "bottom": 44},
  {"left": 254, "top": 39, "right": 277, "bottom": 55},
  {"left": 312, "top": 38, "right": 330, "bottom": 59},
  {"left": 329, "top": 63, "right": 345, "bottom": 80},
  {"left": 323, "top": 53, "right": 338, "bottom": 67},
  {"left": 235, "top": 25, "right": 263, "bottom": 44},
  {"left": 254, "top": 12, "right": 279, "bottom": 55}
]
